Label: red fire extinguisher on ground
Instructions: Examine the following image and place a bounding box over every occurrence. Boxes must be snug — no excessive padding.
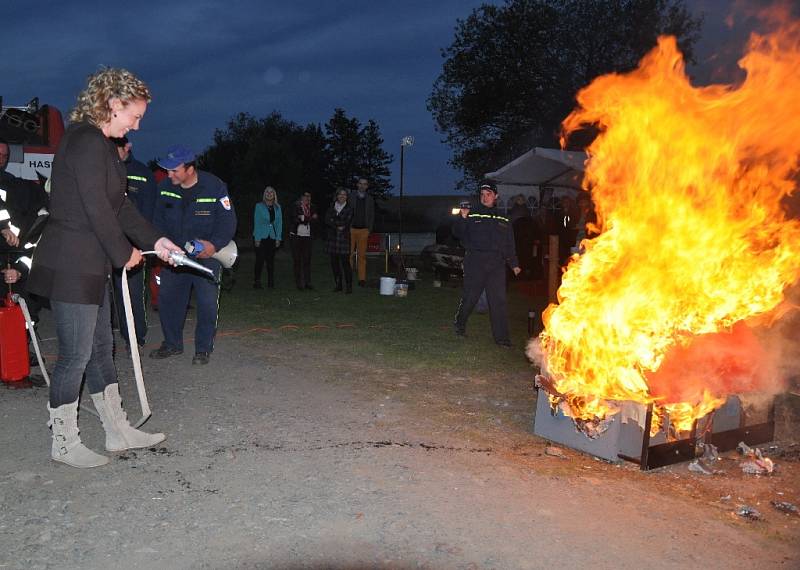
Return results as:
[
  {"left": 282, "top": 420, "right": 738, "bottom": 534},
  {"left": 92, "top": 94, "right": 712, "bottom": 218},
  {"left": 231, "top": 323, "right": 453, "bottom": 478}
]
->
[{"left": 0, "top": 292, "right": 31, "bottom": 383}]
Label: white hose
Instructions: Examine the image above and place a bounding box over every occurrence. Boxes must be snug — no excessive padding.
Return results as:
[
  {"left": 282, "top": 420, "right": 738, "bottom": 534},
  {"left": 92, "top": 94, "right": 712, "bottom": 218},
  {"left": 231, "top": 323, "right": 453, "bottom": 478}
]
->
[
  {"left": 121, "top": 265, "right": 151, "bottom": 428},
  {"left": 20, "top": 249, "right": 203, "bottom": 424},
  {"left": 12, "top": 293, "right": 50, "bottom": 386},
  {"left": 13, "top": 261, "right": 154, "bottom": 425},
  {"left": 118, "top": 249, "right": 214, "bottom": 428},
  {"left": 14, "top": 293, "right": 101, "bottom": 420}
]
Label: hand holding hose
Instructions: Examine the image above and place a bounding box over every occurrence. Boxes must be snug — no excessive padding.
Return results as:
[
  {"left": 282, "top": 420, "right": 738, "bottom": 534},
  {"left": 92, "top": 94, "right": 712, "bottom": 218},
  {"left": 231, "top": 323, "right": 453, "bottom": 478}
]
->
[
  {"left": 140, "top": 241, "right": 217, "bottom": 282},
  {"left": 125, "top": 248, "right": 143, "bottom": 269},
  {"left": 153, "top": 237, "right": 183, "bottom": 266}
]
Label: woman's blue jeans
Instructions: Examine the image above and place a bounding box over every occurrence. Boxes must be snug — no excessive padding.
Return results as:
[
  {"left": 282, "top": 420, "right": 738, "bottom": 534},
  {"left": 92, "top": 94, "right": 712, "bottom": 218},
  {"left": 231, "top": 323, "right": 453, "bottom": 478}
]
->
[{"left": 49, "top": 283, "right": 117, "bottom": 408}]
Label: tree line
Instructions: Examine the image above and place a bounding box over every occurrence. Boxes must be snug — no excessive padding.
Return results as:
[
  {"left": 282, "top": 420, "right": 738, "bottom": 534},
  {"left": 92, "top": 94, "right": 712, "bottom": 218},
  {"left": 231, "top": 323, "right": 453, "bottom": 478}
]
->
[
  {"left": 428, "top": 0, "right": 703, "bottom": 188},
  {"left": 183, "top": 0, "right": 704, "bottom": 229},
  {"left": 195, "top": 108, "right": 393, "bottom": 238}
]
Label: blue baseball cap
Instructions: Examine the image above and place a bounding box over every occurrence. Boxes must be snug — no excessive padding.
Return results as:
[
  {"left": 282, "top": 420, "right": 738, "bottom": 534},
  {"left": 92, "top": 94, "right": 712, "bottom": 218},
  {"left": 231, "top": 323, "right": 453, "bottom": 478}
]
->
[{"left": 158, "top": 145, "right": 196, "bottom": 170}]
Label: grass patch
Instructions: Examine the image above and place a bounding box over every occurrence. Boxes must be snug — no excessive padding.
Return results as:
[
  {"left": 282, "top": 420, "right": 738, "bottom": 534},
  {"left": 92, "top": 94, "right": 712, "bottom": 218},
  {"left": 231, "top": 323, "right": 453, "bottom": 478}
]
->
[{"left": 218, "top": 241, "right": 544, "bottom": 375}]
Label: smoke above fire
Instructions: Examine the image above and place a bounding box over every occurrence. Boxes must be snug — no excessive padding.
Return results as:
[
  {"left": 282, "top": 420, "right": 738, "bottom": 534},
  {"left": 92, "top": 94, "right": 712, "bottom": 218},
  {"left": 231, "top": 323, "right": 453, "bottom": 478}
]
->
[{"left": 530, "top": 6, "right": 800, "bottom": 432}]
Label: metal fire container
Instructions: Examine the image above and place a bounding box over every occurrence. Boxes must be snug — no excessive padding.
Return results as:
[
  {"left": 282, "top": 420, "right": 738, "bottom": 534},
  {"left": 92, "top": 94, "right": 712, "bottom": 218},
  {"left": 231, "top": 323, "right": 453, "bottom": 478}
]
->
[{"left": 533, "top": 389, "right": 774, "bottom": 470}]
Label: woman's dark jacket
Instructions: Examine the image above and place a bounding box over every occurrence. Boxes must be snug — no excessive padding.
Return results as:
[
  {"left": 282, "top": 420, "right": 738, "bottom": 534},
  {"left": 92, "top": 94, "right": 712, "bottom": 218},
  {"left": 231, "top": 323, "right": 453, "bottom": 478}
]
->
[
  {"left": 288, "top": 201, "right": 318, "bottom": 237},
  {"left": 28, "top": 121, "right": 161, "bottom": 304},
  {"left": 324, "top": 202, "right": 353, "bottom": 255}
]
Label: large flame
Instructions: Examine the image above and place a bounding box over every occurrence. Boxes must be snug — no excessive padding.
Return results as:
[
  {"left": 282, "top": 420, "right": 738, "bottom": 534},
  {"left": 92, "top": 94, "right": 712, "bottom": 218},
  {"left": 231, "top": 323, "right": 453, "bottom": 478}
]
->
[{"left": 538, "top": 10, "right": 800, "bottom": 434}]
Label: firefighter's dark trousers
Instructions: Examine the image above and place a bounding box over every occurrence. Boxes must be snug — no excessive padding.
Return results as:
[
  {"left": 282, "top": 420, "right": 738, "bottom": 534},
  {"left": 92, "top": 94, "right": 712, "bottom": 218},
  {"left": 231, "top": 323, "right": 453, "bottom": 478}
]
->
[
  {"left": 113, "top": 264, "right": 148, "bottom": 347},
  {"left": 454, "top": 250, "right": 510, "bottom": 344},
  {"left": 159, "top": 262, "right": 222, "bottom": 354}
]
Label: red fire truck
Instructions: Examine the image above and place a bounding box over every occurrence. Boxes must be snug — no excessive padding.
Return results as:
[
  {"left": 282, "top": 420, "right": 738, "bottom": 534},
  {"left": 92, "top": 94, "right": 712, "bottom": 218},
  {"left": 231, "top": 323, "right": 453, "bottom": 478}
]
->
[{"left": 0, "top": 97, "right": 65, "bottom": 182}]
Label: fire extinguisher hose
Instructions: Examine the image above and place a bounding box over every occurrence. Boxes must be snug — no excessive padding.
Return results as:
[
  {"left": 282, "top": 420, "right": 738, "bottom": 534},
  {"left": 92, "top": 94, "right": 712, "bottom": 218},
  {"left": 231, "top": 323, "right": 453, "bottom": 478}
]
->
[
  {"left": 12, "top": 293, "right": 50, "bottom": 387},
  {"left": 121, "top": 265, "right": 152, "bottom": 428},
  {"left": 13, "top": 269, "right": 152, "bottom": 425},
  {"left": 14, "top": 293, "right": 102, "bottom": 419}
]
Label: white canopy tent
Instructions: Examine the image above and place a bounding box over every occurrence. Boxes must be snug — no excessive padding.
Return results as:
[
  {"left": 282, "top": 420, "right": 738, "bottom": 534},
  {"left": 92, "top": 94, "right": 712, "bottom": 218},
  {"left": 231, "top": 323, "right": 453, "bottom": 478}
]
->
[{"left": 485, "top": 147, "right": 588, "bottom": 210}]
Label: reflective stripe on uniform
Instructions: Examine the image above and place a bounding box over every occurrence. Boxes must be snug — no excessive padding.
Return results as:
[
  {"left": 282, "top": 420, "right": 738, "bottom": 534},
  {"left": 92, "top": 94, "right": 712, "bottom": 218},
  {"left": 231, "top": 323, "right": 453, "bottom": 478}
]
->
[
  {"left": 196, "top": 198, "right": 217, "bottom": 203},
  {"left": 467, "top": 213, "right": 509, "bottom": 222},
  {"left": 127, "top": 175, "right": 148, "bottom": 182},
  {"left": 160, "top": 191, "right": 182, "bottom": 199}
]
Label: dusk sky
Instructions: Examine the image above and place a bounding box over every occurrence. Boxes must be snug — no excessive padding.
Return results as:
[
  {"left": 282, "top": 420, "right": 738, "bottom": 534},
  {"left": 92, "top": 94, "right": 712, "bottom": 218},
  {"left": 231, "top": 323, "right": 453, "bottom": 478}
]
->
[{"left": 1, "top": 1, "right": 772, "bottom": 196}]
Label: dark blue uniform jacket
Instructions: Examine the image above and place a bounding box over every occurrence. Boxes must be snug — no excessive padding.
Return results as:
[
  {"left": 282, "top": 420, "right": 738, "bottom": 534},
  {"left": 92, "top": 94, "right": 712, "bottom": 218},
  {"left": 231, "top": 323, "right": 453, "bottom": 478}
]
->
[
  {"left": 124, "top": 155, "right": 157, "bottom": 223},
  {"left": 152, "top": 171, "right": 237, "bottom": 259},
  {"left": 452, "top": 203, "right": 519, "bottom": 268}
]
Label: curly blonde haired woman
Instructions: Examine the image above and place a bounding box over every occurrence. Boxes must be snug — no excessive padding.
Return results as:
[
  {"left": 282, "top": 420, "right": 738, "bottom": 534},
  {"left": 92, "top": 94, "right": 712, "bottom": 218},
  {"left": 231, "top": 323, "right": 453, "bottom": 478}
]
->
[{"left": 28, "top": 68, "right": 182, "bottom": 468}]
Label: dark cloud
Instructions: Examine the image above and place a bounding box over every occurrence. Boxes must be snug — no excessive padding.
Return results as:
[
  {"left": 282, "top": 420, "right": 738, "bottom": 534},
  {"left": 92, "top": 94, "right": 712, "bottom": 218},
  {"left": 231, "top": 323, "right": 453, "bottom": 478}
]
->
[
  {"left": 3, "top": 0, "right": 490, "bottom": 194},
  {"left": 687, "top": 0, "right": 800, "bottom": 84},
  {"left": 1, "top": 1, "right": 778, "bottom": 194}
]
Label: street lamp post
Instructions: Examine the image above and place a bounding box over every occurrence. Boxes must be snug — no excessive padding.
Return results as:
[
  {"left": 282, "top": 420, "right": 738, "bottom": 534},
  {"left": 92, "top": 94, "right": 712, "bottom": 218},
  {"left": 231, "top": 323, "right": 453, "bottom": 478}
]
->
[{"left": 399, "top": 135, "right": 414, "bottom": 257}]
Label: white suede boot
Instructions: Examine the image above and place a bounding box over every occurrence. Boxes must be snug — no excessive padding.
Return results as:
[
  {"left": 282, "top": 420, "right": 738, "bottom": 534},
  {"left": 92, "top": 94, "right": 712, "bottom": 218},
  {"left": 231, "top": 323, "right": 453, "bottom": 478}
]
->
[
  {"left": 91, "top": 384, "right": 166, "bottom": 451},
  {"left": 48, "top": 401, "right": 109, "bottom": 468}
]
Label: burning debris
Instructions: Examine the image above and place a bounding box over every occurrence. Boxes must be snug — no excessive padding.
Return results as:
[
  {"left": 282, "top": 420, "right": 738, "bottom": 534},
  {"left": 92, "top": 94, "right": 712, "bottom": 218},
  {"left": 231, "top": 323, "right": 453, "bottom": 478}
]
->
[
  {"left": 772, "top": 442, "right": 800, "bottom": 462},
  {"left": 544, "top": 445, "right": 567, "bottom": 459},
  {"left": 688, "top": 460, "right": 712, "bottom": 476},
  {"left": 687, "top": 442, "right": 721, "bottom": 475},
  {"left": 740, "top": 460, "right": 775, "bottom": 476},
  {"left": 737, "top": 506, "right": 764, "bottom": 522},
  {"left": 536, "top": 374, "right": 615, "bottom": 439},
  {"left": 738, "top": 442, "right": 776, "bottom": 475},
  {"left": 771, "top": 501, "right": 799, "bottom": 516},
  {"left": 737, "top": 441, "right": 755, "bottom": 456},
  {"left": 530, "top": 6, "right": 800, "bottom": 462}
]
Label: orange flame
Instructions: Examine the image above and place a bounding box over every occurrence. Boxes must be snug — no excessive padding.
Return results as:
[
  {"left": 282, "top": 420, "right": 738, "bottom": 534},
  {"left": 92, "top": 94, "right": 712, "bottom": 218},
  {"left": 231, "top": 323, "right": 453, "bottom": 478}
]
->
[{"left": 538, "top": 11, "right": 800, "bottom": 434}]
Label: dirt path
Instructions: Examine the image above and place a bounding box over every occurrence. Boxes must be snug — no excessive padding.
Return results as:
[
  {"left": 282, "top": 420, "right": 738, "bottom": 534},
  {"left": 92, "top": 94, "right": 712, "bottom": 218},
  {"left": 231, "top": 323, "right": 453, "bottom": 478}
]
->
[{"left": 1, "top": 318, "right": 798, "bottom": 569}]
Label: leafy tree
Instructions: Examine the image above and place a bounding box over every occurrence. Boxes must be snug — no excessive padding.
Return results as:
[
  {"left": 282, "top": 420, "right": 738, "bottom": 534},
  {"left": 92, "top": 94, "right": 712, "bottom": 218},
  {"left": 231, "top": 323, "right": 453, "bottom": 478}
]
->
[
  {"left": 198, "top": 112, "right": 330, "bottom": 238},
  {"left": 428, "top": 0, "right": 702, "bottom": 187},
  {"left": 324, "top": 109, "right": 395, "bottom": 199},
  {"left": 324, "top": 108, "right": 362, "bottom": 194},
  {"left": 296, "top": 122, "right": 331, "bottom": 203},
  {"left": 197, "top": 109, "right": 396, "bottom": 240},
  {"left": 357, "top": 119, "right": 394, "bottom": 199}
]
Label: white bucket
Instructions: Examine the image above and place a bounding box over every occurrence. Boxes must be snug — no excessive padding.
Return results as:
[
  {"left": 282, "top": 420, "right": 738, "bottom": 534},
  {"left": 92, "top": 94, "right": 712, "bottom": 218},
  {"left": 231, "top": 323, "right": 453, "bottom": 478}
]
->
[
  {"left": 405, "top": 267, "right": 418, "bottom": 281},
  {"left": 379, "top": 276, "right": 396, "bottom": 295}
]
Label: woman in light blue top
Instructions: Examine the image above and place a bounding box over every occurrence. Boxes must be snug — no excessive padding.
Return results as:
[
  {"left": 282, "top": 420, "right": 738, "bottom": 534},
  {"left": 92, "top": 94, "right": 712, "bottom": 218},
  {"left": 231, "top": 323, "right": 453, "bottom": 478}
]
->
[{"left": 253, "top": 186, "right": 283, "bottom": 288}]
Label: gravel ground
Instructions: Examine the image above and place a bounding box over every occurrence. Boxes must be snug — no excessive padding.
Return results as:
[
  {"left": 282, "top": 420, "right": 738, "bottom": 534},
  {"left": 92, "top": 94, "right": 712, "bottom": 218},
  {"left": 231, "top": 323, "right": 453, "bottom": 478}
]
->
[{"left": 1, "top": 311, "right": 798, "bottom": 569}]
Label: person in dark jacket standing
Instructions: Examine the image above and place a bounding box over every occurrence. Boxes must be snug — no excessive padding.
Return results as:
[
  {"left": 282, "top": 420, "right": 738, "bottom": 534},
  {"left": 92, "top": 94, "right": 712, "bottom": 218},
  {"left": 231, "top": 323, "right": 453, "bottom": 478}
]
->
[
  {"left": 0, "top": 158, "right": 50, "bottom": 377},
  {"left": 349, "top": 177, "right": 375, "bottom": 286},
  {"left": 149, "top": 144, "right": 237, "bottom": 366},
  {"left": 110, "top": 136, "right": 158, "bottom": 351},
  {"left": 0, "top": 138, "right": 50, "bottom": 242},
  {"left": 27, "top": 68, "right": 181, "bottom": 469},
  {"left": 325, "top": 188, "right": 354, "bottom": 293},
  {"left": 252, "top": 185, "right": 282, "bottom": 289},
  {"left": 0, "top": 137, "right": 50, "bottom": 339},
  {"left": 288, "top": 191, "right": 318, "bottom": 290},
  {"left": 452, "top": 181, "right": 521, "bottom": 347}
]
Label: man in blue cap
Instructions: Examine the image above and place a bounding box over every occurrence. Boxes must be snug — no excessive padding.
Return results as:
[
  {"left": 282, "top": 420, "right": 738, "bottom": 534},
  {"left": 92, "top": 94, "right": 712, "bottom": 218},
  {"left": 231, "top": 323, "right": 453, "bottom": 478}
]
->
[{"left": 149, "top": 145, "right": 236, "bottom": 365}]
